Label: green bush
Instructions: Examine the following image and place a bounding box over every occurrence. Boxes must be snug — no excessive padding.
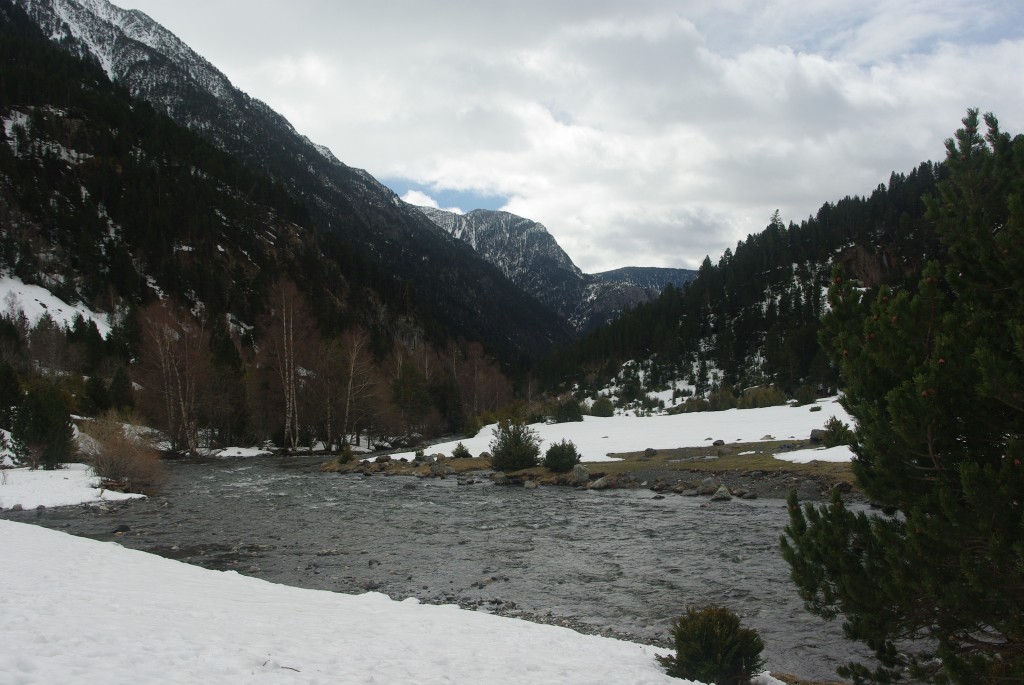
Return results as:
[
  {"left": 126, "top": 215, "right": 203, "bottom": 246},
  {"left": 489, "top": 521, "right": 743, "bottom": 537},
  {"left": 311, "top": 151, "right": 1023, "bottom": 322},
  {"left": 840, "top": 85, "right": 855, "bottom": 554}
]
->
[
  {"left": 590, "top": 396, "right": 614, "bottom": 417},
  {"left": 553, "top": 399, "right": 583, "bottom": 423},
  {"left": 336, "top": 443, "right": 354, "bottom": 465},
  {"left": 677, "top": 397, "right": 710, "bottom": 413},
  {"left": 821, "top": 416, "right": 855, "bottom": 447},
  {"left": 489, "top": 419, "right": 540, "bottom": 472},
  {"left": 451, "top": 442, "right": 472, "bottom": 459},
  {"left": 708, "top": 388, "right": 738, "bottom": 411},
  {"left": 737, "top": 385, "right": 788, "bottom": 409},
  {"left": 543, "top": 439, "right": 580, "bottom": 473},
  {"left": 462, "top": 415, "right": 483, "bottom": 437},
  {"left": 658, "top": 605, "right": 765, "bottom": 685},
  {"left": 792, "top": 384, "right": 818, "bottom": 406}
]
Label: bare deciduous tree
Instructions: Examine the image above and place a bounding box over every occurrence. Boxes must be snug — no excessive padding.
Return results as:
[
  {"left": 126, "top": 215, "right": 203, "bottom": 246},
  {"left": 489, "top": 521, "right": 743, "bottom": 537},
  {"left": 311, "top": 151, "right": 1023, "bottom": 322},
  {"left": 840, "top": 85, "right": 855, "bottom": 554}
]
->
[
  {"left": 259, "top": 280, "right": 317, "bottom": 451},
  {"left": 136, "top": 300, "right": 207, "bottom": 454}
]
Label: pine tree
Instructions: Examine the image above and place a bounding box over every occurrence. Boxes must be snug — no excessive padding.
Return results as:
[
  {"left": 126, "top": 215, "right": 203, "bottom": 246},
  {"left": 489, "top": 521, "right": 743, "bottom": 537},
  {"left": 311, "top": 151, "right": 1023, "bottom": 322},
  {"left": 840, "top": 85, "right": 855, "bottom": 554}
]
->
[
  {"left": 781, "top": 111, "right": 1024, "bottom": 684},
  {"left": 13, "top": 379, "right": 75, "bottom": 469}
]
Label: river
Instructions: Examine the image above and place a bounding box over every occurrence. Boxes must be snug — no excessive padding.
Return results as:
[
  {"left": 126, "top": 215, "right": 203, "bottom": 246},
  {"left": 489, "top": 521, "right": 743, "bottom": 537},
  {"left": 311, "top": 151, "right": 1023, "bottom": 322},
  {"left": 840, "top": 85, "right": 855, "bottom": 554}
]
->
[{"left": 3, "top": 456, "right": 872, "bottom": 681}]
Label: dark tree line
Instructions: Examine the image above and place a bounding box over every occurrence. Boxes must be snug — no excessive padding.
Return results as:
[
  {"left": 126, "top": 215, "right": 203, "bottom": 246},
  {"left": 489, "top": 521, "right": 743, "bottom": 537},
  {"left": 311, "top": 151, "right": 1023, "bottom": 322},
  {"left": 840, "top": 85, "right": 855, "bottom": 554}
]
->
[{"left": 540, "top": 159, "right": 945, "bottom": 398}]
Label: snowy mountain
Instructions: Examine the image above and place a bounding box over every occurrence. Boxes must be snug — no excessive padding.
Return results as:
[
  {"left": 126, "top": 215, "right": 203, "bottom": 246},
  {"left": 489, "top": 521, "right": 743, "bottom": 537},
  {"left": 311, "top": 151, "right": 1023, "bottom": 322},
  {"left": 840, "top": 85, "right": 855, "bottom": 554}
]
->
[
  {"left": 415, "top": 206, "right": 695, "bottom": 332},
  {"left": 11, "top": 0, "right": 571, "bottom": 356}
]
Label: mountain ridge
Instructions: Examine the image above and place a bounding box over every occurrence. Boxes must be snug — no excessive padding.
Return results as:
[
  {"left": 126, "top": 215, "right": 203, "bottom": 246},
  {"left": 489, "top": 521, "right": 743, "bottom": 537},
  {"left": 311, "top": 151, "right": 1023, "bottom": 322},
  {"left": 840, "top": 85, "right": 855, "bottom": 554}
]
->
[
  {"left": 413, "top": 205, "right": 695, "bottom": 332},
  {"left": 14, "top": 0, "right": 572, "bottom": 358}
]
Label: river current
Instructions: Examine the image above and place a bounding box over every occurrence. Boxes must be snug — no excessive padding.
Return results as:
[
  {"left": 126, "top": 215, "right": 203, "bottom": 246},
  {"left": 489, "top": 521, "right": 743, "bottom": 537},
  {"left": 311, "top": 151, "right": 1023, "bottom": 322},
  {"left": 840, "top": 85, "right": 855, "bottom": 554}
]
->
[{"left": 5, "top": 456, "right": 872, "bottom": 681}]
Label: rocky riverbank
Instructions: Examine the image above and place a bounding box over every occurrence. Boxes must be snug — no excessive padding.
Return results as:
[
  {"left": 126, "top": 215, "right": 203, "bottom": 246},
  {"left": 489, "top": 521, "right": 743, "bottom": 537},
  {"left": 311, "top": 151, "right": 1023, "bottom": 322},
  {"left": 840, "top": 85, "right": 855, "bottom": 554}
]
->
[{"left": 323, "top": 437, "right": 861, "bottom": 504}]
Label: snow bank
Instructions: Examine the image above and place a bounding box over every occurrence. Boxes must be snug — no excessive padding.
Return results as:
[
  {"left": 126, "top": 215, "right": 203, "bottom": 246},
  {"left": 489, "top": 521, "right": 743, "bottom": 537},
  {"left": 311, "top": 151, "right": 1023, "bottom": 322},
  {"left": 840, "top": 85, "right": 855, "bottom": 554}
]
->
[
  {"left": 210, "top": 446, "right": 274, "bottom": 458},
  {"left": 0, "top": 463, "right": 141, "bottom": 510},
  {"left": 0, "top": 275, "right": 112, "bottom": 337},
  {"left": 0, "top": 520, "right": 693, "bottom": 685},
  {"left": 393, "top": 398, "right": 851, "bottom": 463},
  {"left": 774, "top": 445, "right": 855, "bottom": 464}
]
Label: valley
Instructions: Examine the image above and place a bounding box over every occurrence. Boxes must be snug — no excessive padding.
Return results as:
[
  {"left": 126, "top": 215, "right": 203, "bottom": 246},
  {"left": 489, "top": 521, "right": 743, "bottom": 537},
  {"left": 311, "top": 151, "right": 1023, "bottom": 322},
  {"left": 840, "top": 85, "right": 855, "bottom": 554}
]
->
[{"left": 1, "top": 0, "right": 1022, "bottom": 683}]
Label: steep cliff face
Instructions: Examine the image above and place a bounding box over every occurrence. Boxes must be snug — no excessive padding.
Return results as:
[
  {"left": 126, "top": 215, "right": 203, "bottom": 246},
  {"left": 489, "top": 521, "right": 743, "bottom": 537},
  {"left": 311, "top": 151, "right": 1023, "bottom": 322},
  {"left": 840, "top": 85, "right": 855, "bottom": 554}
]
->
[
  {"left": 13, "top": 0, "right": 572, "bottom": 356},
  {"left": 415, "top": 206, "right": 695, "bottom": 332}
]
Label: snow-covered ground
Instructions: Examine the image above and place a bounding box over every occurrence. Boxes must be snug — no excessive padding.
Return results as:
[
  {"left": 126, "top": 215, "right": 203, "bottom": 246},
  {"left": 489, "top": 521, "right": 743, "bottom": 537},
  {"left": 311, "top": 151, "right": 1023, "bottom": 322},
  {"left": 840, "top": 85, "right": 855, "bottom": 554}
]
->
[
  {"left": 0, "top": 274, "right": 112, "bottom": 337},
  {"left": 392, "top": 397, "right": 852, "bottom": 463},
  {"left": 0, "top": 463, "right": 140, "bottom": 510},
  {"left": 0, "top": 399, "right": 853, "bottom": 682},
  {"left": 0, "top": 518, "right": 791, "bottom": 685},
  {"left": 774, "top": 445, "right": 856, "bottom": 463}
]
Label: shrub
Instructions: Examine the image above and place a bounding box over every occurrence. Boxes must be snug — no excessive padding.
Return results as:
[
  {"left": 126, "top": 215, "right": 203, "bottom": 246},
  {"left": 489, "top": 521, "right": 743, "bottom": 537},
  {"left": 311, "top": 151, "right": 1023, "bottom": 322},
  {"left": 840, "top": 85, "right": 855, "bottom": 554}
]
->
[
  {"left": 658, "top": 605, "right": 765, "bottom": 685},
  {"left": 590, "top": 396, "right": 614, "bottom": 417},
  {"left": 678, "top": 397, "right": 710, "bottom": 413},
  {"left": 336, "top": 443, "right": 354, "bottom": 465},
  {"left": 821, "top": 416, "right": 855, "bottom": 447},
  {"left": 489, "top": 419, "right": 540, "bottom": 472},
  {"left": 792, "top": 384, "right": 818, "bottom": 406},
  {"left": 708, "top": 387, "right": 738, "bottom": 411},
  {"left": 462, "top": 415, "right": 483, "bottom": 437},
  {"left": 737, "top": 385, "right": 788, "bottom": 409},
  {"left": 83, "top": 418, "right": 165, "bottom": 495},
  {"left": 553, "top": 399, "right": 583, "bottom": 423},
  {"left": 543, "top": 439, "right": 580, "bottom": 473},
  {"left": 451, "top": 442, "right": 472, "bottom": 460}
]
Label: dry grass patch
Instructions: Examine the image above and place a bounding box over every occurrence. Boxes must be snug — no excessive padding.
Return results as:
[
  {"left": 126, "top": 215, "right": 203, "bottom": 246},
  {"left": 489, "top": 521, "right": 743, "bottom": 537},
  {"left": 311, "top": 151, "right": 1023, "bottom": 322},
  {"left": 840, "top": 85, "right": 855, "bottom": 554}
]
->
[{"left": 596, "top": 440, "right": 856, "bottom": 486}]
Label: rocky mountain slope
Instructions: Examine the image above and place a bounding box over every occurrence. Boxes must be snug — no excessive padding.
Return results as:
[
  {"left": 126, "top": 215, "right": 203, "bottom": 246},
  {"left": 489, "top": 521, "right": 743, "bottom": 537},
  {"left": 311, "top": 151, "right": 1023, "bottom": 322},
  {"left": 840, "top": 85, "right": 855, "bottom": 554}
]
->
[
  {"left": 415, "top": 206, "right": 695, "bottom": 332},
  {"left": 12, "top": 0, "right": 572, "bottom": 358}
]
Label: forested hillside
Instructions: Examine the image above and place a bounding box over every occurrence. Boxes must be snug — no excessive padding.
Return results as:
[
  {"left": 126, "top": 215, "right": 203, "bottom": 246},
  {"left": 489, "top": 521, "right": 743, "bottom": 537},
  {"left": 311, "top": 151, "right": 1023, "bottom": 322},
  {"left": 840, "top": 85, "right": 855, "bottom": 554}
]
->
[
  {"left": 10, "top": 0, "right": 572, "bottom": 360},
  {"left": 541, "top": 162, "right": 945, "bottom": 401},
  {"left": 0, "top": 1, "right": 525, "bottom": 455}
]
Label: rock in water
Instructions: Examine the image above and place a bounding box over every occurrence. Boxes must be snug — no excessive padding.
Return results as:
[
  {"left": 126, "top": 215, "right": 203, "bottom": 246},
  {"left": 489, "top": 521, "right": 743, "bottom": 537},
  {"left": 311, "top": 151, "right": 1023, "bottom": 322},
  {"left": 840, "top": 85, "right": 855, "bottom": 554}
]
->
[
  {"left": 572, "top": 463, "right": 590, "bottom": 484},
  {"left": 697, "top": 477, "right": 720, "bottom": 495},
  {"left": 710, "top": 485, "right": 733, "bottom": 501}
]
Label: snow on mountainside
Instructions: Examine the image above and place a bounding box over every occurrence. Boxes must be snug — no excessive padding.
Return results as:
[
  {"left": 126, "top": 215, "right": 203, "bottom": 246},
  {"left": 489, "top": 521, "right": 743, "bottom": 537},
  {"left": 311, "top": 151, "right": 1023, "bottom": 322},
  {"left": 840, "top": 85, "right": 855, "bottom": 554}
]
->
[
  {"left": 415, "top": 205, "right": 696, "bottom": 333},
  {"left": 12, "top": 0, "right": 572, "bottom": 355},
  {"left": 20, "top": 0, "right": 232, "bottom": 100}
]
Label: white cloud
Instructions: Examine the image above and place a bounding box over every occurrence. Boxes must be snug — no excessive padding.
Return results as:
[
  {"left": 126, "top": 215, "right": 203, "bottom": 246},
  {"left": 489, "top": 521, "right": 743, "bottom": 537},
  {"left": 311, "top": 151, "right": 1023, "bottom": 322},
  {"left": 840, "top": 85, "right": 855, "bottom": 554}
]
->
[
  {"left": 400, "top": 190, "right": 463, "bottom": 215},
  {"left": 116, "top": 0, "right": 1024, "bottom": 272}
]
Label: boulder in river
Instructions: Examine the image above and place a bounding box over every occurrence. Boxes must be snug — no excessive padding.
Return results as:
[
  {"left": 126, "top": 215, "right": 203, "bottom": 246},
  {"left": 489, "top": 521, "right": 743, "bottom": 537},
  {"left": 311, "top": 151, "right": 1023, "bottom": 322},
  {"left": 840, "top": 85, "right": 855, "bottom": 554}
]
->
[
  {"left": 696, "top": 477, "right": 720, "bottom": 495},
  {"left": 710, "top": 485, "right": 733, "bottom": 502},
  {"left": 429, "top": 462, "right": 454, "bottom": 477},
  {"left": 571, "top": 464, "right": 590, "bottom": 485},
  {"left": 589, "top": 475, "right": 616, "bottom": 490}
]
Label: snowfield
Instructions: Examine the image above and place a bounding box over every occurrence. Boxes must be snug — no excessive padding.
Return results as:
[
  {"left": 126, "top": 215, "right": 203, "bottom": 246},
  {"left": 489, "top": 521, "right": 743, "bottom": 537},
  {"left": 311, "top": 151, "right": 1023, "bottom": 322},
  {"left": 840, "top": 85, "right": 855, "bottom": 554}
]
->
[
  {"left": 773, "top": 445, "right": 856, "bottom": 463},
  {"left": 0, "top": 519, "right": 785, "bottom": 685},
  {"left": 390, "top": 397, "right": 852, "bottom": 463},
  {"left": 0, "top": 397, "right": 851, "bottom": 683},
  {"left": 0, "top": 274, "right": 112, "bottom": 337},
  {"left": 0, "top": 463, "right": 140, "bottom": 510}
]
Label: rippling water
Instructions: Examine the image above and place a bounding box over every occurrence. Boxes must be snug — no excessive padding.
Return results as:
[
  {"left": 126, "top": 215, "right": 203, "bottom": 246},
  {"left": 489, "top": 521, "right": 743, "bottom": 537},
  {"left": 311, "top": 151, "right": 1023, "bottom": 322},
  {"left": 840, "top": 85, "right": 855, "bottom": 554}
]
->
[{"left": 7, "top": 457, "right": 872, "bottom": 680}]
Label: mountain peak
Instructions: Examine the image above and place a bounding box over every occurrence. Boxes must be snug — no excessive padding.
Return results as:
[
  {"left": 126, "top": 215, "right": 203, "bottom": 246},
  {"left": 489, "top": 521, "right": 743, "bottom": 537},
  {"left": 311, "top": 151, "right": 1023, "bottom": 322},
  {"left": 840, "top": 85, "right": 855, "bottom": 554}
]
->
[{"left": 413, "top": 205, "right": 695, "bottom": 332}]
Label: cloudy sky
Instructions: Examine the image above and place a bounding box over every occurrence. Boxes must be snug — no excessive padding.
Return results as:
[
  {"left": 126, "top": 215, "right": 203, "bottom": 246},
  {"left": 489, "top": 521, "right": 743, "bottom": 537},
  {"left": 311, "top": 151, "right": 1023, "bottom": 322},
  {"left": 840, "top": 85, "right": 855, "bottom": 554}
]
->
[{"left": 115, "top": 0, "right": 1024, "bottom": 273}]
